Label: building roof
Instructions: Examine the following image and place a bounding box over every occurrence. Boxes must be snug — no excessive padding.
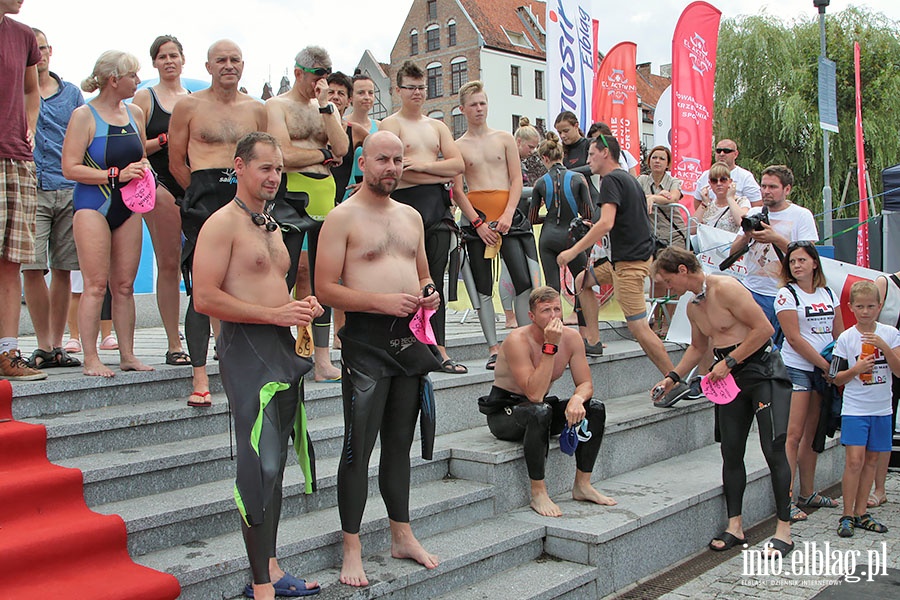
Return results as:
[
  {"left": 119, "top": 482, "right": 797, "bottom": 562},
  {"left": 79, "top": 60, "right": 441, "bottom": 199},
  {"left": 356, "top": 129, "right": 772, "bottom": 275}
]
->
[
  {"left": 459, "top": 0, "right": 547, "bottom": 60},
  {"left": 635, "top": 63, "right": 670, "bottom": 112}
]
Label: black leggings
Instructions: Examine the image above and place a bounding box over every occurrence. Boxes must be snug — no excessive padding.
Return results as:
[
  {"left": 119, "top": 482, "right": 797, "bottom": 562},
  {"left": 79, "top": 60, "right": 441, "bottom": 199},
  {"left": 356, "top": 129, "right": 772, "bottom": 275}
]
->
[
  {"left": 715, "top": 350, "right": 793, "bottom": 523},
  {"left": 487, "top": 393, "right": 605, "bottom": 480},
  {"left": 424, "top": 227, "right": 451, "bottom": 347},
  {"left": 337, "top": 369, "right": 421, "bottom": 534}
]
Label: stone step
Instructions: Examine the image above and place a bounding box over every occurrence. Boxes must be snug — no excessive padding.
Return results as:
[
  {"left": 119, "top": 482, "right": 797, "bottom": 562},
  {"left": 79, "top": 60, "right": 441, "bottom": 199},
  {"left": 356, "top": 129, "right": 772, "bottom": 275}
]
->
[
  {"left": 26, "top": 337, "right": 684, "bottom": 466},
  {"left": 138, "top": 478, "right": 496, "bottom": 600},
  {"left": 432, "top": 555, "right": 599, "bottom": 600},
  {"left": 444, "top": 392, "right": 715, "bottom": 511},
  {"left": 94, "top": 447, "right": 450, "bottom": 557},
  {"left": 508, "top": 434, "right": 845, "bottom": 598},
  {"left": 254, "top": 517, "right": 549, "bottom": 600}
]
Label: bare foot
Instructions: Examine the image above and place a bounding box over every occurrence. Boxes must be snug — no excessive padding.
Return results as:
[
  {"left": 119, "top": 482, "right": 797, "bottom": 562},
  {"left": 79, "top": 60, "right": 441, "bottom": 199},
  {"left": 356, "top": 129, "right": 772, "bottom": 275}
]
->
[
  {"left": 340, "top": 534, "right": 369, "bottom": 587},
  {"left": 83, "top": 358, "right": 115, "bottom": 378},
  {"left": 391, "top": 535, "right": 439, "bottom": 569},
  {"left": 572, "top": 484, "right": 617, "bottom": 506},
  {"left": 315, "top": 363, "right": 342, "bottom": 382},
  {"left": 120, "top": 358, "right": 154, "bottom": 372},
  {"left": 251, "top": 583, "right": 275, "bottom": 600},
  {"left": 530, "top": 491, "right": 562, "bottom": 517}
]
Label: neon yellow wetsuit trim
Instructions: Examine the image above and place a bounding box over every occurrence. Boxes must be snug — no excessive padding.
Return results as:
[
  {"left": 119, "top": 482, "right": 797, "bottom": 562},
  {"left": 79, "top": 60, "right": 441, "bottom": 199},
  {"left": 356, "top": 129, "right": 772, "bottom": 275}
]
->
[{"left": 286, "top": 172, "right": 336, "bottom": 221}]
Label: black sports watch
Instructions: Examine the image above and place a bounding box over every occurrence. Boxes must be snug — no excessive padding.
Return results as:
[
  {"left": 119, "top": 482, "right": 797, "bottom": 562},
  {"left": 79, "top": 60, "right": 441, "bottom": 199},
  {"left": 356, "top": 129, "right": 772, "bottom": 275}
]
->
[
  {"left": 724, "top": 355, "right": 737, "bottom": 369},
  {"left": 319, "top": 103, "right": 335, "bottom": 114}
]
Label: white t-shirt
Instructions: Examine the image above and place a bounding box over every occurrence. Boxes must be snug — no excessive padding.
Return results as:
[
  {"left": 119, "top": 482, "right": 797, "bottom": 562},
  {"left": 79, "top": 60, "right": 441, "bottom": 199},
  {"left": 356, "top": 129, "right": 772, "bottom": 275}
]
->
[
  {"left": 775, "top": 285, "right": 837, "bottom": 370},
  {"left": 834, "top": 323, "right": 900, "bottom": 416},
  {"left": 742, "top": 203, "right": 819, "bottom": 297},
  {"left": 693, "top": 165, "right": 761, "bottom": 204}
]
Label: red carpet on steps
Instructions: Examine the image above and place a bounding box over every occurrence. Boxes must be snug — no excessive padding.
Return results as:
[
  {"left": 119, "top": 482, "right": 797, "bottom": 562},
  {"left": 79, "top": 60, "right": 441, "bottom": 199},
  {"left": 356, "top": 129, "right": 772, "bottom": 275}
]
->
[{"left": 0, "top": 379, "right": 181, "bottom": 599}]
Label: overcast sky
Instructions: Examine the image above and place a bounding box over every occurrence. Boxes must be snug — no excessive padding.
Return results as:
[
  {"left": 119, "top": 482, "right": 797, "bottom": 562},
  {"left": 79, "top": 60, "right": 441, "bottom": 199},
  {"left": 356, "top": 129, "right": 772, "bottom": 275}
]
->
[{"left": 16, "top": 0, "right": 899, "bottom": 97}]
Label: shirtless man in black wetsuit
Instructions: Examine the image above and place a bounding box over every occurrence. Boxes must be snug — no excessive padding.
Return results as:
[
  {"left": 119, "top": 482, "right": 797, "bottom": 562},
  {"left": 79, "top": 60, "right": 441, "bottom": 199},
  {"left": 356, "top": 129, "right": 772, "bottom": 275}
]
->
[
  {"left": 380, "top": 61, "right": 465, "bottom": 374},
  {"left": 651, "top": 246, "right": 794, "bottom": 558},
  {"left": 193, "top": 132, "right": 321, "bottom": 600},
  {"left": 317, "top": 130, "right": 442, "bottom": 587},
  {"left": 168, "top": 39, "right": 266, "bottom": 407},
  {"left": 266, "top": 45, "right": 348, "bottom": 382},
  {"left": 484, "top": 286, "right": 612, "bottom": 516}
]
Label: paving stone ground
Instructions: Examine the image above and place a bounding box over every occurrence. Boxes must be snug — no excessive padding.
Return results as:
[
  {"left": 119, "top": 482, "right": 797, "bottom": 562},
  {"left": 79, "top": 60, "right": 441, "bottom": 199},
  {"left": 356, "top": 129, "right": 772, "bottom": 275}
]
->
[{"left": 658, "top": 471, "right": 900, "bottom": 600}]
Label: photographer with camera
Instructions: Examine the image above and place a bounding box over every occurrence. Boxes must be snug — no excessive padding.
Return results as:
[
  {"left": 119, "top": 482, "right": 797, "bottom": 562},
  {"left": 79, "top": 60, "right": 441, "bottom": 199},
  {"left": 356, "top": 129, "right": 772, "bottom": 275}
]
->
[{"left": 729, "top": 165, "right": 818, "bottom": 340}]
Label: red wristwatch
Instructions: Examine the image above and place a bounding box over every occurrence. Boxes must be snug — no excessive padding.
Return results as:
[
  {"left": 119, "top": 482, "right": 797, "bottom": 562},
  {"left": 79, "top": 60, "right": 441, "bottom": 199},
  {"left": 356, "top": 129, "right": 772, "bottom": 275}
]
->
[
  {"left": 107, "top": 167, "right": 119, "bottom": 190},
  {"left": 157, "top": 133, "right": 168, "bottom": 147},
  {"left": 471, "top": 217, "right": 485, "bottom": 229},
  {"left": 542, "top": 343, "right": 558, "bottom": 355}
]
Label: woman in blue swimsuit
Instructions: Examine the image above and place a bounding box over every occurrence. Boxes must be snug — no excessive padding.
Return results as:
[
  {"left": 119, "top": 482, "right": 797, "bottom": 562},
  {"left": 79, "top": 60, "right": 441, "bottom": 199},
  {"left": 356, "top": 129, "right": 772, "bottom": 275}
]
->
[{"left": 61, "top": 50, "right": 153, "bottom": 378}]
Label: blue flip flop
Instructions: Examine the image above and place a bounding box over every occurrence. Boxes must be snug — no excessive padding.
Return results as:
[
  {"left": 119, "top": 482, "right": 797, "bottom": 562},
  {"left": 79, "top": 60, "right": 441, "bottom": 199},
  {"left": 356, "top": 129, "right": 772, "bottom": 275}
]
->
[{"left": 243, "top": 572, "right": 320, "bottom": 597}]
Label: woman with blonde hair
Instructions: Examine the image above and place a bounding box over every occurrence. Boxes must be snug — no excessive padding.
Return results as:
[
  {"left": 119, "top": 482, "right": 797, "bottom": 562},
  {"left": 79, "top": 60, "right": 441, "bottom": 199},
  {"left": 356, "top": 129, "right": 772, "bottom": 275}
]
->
[
  {"left": 514, "top": 117, "right": 545, "bottom": 186},
  {"left": 61, "top": 51, "right": 153, "bottom": 377},
  {"left": 696, "top": 161, "right": 751, "bottom": 233}
]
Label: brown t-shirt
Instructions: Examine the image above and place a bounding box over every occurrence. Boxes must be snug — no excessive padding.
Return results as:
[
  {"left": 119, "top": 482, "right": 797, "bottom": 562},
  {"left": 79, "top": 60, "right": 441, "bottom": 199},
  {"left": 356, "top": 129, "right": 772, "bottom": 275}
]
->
[{"left": 0, "top": 17, "right": 41, "bottom": 161}]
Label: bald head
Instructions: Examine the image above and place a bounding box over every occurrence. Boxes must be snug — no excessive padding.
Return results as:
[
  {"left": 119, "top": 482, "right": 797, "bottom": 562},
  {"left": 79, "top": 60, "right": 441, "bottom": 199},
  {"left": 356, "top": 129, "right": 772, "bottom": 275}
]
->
[
  {"left": 362, "top": 130, "right": 403, "bottom": 158},
  {"left": 714, "top": 139, "right": 738, "bottom": 167},
  {"left": 208, "top": 39, "right": 241, "bottom": 61}
]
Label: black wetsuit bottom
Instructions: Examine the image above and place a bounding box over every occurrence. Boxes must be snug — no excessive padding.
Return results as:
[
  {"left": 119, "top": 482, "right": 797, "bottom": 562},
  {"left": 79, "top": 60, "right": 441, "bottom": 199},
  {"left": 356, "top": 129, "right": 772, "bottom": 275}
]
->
[
  {"left": 538, "top": 221, "right": 586, "bottom": 293},
  {"left": 274, "top": 186, "right": 332, "bottom": 348},
  {"left": 714, "top": 343, "right": 792, "bottom": 523},
  {"left": 180, "top": 169, "right": 236, "bottom": 367},
  {"left": 392, "top": 184, "right": 453, "bottom": 347},
  {"left": 484, "top": 386, "right": 605, "bottom": 480},
  {"left": 337, "top": 312, "right": 441, "bottom": 535},
  {"left": 218, "top": 322, "right": 314, "bottom": 585}
]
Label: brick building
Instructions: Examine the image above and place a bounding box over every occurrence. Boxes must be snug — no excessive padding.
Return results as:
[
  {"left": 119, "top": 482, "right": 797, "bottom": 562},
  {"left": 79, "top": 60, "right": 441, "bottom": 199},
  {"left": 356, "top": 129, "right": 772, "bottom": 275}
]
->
[{"left": 379, "top": 0, "right": 548, "bottom": 138}]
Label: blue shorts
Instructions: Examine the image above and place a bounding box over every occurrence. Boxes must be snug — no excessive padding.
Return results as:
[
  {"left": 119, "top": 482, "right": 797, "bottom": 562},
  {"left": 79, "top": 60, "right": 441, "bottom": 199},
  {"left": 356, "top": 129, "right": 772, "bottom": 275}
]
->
[
  {"left": 786, "top": 366, "right": 827, "bottom": 394},
  {"left": 841, "top": 414, "right": 893, "bottom": 451}
]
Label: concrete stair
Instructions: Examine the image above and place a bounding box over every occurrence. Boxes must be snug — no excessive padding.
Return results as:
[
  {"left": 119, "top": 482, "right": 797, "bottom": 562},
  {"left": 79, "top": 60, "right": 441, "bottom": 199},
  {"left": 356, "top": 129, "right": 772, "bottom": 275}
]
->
[{"left": 10, "top": 324, "right": 845, "bottom": 599}]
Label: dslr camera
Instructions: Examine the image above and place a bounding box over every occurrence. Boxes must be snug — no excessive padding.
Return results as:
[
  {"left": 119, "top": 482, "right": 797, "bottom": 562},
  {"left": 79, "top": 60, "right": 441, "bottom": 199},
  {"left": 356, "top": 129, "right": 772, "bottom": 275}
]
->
[{"left": 740, "top": 209, "right": 769, "bottom": 233}]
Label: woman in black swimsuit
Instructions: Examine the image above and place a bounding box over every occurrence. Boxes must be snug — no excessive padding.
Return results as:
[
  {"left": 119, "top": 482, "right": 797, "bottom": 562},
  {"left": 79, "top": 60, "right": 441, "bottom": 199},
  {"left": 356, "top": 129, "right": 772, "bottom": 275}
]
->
[{"left": 133, "top": 35, "right": 191, "bottom": 367}]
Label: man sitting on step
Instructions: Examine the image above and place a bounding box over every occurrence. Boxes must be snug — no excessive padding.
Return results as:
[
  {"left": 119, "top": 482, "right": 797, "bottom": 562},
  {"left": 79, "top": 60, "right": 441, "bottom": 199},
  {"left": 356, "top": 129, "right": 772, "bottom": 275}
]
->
[{"left": 479, "top": 286, "right": 613, "bottom": 516}]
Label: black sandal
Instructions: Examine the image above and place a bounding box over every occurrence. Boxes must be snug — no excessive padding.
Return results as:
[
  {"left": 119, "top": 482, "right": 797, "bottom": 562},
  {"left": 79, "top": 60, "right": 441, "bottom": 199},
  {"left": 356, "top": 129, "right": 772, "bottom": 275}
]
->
[
  {"left": 709, "top": 531, "right": 746, "bottom": 551},
  {"left": 27, "top": 347, "right": 81, "bottom": 369},
  {"left": 165, "top": 350, "right": 192, "bottom": 366},
  {"left": 486, "top": 354, "right": 498, "bottom": 370},
  {"left": 440, "top": 359, "right": 468, "bottom": 374}
]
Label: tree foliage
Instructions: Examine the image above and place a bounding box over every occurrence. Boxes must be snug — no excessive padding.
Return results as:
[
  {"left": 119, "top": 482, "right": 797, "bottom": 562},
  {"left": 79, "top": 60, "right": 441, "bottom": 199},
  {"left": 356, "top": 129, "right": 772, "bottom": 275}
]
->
[{"left": 713, "top": 7, "right": 900, "bottom": 221}]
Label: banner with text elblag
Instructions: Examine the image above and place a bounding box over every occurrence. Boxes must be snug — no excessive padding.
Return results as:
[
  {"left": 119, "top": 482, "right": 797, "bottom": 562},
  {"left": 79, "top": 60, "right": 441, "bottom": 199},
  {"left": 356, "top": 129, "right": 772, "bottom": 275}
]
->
[
  {"left": 671, "top": 1, "right": 721, "bottom": 197},
  {"left": 593, "top": 41, "right": 639, "bottom": 161},
  {"left": 546, "top": 0, "right": 595, "bottom": 134}
]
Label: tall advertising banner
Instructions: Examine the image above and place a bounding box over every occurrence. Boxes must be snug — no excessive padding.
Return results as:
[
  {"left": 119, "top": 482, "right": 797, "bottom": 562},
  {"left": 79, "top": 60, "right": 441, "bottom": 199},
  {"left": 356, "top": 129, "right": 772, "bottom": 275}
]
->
[
  {"left": 593, "top": 42, "right": 640, "bottom": 161},
  {"left": 547, "top": 0, "right": 595, "bottom": 133},
  {"left": 854, "top": 41, "right": 870, "bottom": 268},
  {"left": 670, "top": 2, "right": 722, "bottom": 198},
  {"left": 654, "top": 85, "right": 672, "bottom": 148}
]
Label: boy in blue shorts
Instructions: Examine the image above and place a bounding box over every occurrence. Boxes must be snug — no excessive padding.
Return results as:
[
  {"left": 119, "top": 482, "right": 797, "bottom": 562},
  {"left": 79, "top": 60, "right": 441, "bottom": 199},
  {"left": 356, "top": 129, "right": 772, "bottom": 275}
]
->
[{"left": 832, "top": 281, "right": 900, "bottom": 537}]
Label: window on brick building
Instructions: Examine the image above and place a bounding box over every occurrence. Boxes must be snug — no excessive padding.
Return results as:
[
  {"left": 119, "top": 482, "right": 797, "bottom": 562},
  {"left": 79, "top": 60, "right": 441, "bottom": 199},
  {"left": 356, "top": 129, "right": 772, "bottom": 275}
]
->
[
  {"left": 410, "top": 30, "right": 418, "bottom": 55},
  {"left": 510, "top": 65, "right": 520, "bottom": 96},
  {"left": 427, "top": 0, "right": 437, "bottom": 20},
  {"left": 448, "top": 20, "right": 457, "bottom": 46},
  {"left": 427, "top": 63, "right": 443, "bottom": 98},
  {"left": 450, "top": 58, "right": 468, "bottom": 94},
  {"left": 452, "top": 107, "right": 465, "bottom": 139},
  {"left": 428, "top": 110, "right": 444, "bottom": 123},
  {"left": 426, "top": 26, "right": 440, "bottom": 52},
  {"left": 534, "top": 70, "right": 544, "bottom": 100}
]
